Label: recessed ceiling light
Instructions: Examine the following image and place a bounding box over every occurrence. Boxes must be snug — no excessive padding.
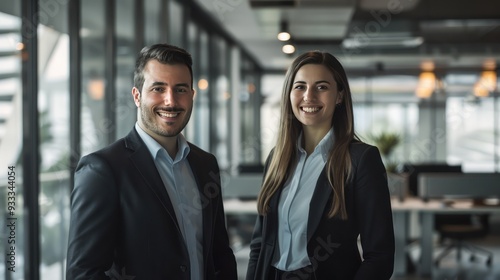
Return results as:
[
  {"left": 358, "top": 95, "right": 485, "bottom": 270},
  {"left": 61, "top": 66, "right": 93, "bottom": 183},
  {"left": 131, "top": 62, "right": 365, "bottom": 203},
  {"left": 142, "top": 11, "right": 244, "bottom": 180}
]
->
[{"left": 282, "top": 44, "right": 295, "bottom": 54}]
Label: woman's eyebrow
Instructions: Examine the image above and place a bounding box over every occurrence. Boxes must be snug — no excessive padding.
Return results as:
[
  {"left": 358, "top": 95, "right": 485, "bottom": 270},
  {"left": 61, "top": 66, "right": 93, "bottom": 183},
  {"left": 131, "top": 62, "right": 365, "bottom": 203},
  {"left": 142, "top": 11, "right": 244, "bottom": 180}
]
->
[{"left": 293, "top": 80, "right": 331, "bottom": 84}]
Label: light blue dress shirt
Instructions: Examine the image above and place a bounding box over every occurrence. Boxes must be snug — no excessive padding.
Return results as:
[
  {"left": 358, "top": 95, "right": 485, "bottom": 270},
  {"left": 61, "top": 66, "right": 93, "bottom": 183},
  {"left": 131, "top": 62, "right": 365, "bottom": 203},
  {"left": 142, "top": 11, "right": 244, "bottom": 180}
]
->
[
  {"left": 135, "top": 123, "right": 204, "bottom": 280},
  {"left": 272, "top": 128, "right": 334, "bottom": 271}
]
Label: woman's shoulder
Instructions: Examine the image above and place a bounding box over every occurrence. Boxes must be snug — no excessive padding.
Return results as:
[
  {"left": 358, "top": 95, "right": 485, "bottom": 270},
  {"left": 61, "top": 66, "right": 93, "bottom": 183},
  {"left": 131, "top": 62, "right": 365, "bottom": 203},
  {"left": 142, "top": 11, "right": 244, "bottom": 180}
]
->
[
  {"left": 348, "top": 140, "right": 380, "bottom": 160},
  {"left": 349, "top": 140, "right": 374, "bottom": 151}
]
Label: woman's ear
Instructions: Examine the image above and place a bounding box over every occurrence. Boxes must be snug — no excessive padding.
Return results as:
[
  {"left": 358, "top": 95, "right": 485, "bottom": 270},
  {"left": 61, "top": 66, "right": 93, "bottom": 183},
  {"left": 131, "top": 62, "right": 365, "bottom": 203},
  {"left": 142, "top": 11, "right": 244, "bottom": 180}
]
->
[{"left": 336, "top": 91, "right": 344, "bottom": 105}]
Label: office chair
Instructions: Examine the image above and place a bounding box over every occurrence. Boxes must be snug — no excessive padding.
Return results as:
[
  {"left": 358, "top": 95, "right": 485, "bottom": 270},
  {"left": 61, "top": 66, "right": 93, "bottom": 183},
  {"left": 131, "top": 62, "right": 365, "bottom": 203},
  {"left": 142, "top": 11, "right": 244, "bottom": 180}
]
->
[
  {"left": 434, "top": 213, "right": 493, "bottom": 267},
  {"left": 399, "top": 163, "right": 463, "bottom": 271}
]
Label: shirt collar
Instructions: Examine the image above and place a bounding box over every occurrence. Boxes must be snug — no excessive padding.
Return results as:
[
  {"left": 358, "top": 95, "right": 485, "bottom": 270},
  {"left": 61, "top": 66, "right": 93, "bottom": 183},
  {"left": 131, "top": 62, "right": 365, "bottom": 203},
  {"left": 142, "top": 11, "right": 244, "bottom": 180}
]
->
[
  {"left": 135, "top": 122, "right": 190, "bottom": 163},
  {"left": 297, "top": 127, "right": 334, "bottom": 162}
]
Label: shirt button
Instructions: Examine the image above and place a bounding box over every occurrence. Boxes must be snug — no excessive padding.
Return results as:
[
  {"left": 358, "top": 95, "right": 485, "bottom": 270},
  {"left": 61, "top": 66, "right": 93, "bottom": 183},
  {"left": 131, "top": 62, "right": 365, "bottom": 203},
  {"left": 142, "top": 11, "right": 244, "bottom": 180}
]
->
[{"left": 180, "top": 265, "right": 187, "bottom": 272}]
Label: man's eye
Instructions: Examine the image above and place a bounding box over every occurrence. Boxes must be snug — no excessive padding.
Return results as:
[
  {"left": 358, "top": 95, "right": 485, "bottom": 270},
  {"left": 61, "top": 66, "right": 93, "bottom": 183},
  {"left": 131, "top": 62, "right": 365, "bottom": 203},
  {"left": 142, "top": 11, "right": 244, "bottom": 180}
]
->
[
  {"left": 152, "top": 87, "right": 164, "bottom": 92},
  {"left": 175, "top": 88, "right": 188, "bottom": 93}
]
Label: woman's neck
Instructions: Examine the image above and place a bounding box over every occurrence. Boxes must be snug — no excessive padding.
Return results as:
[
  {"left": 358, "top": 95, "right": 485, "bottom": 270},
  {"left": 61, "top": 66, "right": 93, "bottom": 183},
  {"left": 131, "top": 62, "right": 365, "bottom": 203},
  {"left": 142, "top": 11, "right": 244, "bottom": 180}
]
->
[{"left": 302, "top": 126, "right": 330, "bottom": 155}]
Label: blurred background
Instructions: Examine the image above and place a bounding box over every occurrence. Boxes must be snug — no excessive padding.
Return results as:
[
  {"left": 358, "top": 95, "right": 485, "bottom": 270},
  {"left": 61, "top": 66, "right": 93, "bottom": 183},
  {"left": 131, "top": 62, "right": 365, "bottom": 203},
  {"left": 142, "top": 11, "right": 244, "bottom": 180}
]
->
[{"left": 0, "top": 0, "right": 499, "bottom": 279}]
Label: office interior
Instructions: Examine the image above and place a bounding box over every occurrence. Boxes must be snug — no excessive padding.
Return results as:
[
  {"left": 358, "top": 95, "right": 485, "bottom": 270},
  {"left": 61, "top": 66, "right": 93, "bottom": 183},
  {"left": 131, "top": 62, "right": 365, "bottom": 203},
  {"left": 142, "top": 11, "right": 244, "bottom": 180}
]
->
[{"left": 0, "top": 0, "right": 499, "bottom": 279}]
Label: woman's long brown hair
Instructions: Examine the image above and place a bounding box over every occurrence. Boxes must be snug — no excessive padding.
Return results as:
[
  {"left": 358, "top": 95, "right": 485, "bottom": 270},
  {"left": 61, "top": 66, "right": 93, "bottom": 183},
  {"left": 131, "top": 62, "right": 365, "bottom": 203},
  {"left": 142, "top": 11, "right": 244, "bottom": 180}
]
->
[{"left": 256, "top": 51, "right": 359, "bottom": 219}]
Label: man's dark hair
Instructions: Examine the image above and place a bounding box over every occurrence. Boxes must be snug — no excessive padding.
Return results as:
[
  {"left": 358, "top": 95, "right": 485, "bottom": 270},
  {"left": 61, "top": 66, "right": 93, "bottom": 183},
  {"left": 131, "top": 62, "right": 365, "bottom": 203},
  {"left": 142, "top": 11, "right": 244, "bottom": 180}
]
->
[{"left": 133, "top": 43, "right": 193, "bottom": 91}]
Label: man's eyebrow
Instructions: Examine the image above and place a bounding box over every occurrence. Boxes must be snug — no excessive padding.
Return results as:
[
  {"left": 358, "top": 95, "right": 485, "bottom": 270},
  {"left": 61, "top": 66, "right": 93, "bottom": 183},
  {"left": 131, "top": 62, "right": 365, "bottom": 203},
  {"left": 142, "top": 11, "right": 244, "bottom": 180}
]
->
[
  {"left": 150, "top": 82, "right": 190, "bottom": 87},
  {"left": 150, "top": 82, "right": 167, "bottom": 87},
  {"left": 175, "top": 83, "right": 190, "bottom": 88}
]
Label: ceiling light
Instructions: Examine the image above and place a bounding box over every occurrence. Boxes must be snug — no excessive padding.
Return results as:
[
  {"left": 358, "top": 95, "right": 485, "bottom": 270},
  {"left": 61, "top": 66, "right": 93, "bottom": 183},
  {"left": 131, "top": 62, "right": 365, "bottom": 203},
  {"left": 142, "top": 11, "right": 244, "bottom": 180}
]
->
[
  {"left": 415, "top": 72, "right": 436, "bottom": 99},
  {"left": 474, "top": 70, "right": 497, "bottom": 97},
  {"left": 420, "top": 61, "right": 435, "bottom": 72},
  {"left": 342, "top": 36, "right": 424, "bottom": 49},
  {"left": 277, "top": 31, "right": 291, "bottom": 41},
  {"left": 198, "top": 78, "right": 209, "bottom": 90},
  {"left": 483, "top": 59, "right": 497, "bottom": 71},
  {"left": 277, "top": 21, "right": 291, "bottom": 42},
  {"left": 88, "top": 79, "right": 105, "bottom": 100},
  {"left": 282, "top": 44, "right": 295, "bottom": 54}
]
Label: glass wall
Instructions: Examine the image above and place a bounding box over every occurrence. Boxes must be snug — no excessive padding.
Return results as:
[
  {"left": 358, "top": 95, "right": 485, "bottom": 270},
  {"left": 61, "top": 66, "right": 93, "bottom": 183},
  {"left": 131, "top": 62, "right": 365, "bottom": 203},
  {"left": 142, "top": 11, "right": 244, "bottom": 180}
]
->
[
  {"left": 0, "top": 1, "right": 263, "bottom": 279},
  {"left": 168, "top": 0, "right": 183, "bottom": 46},
  {"left": 38, "top": 23, "right": 71, "bottom": 280},
  {"left": 144, "top": 0, "right": 163, "bottom": 46},
  {"left": 446, "top": 73, "right": 500, "bottom": 172},
  {"left": 239, "top": 55, "right": 262, "bottom": 167},
  {"left": 211, "top": 35, "right": 231, "bottom": 170},
  {"left": 193, "top": 27, "right": 211, "bottom": 150},
  {"left": 115, "top": 0, "right": 137, "bottom": 139},
  {"left": 81, "top": 0, "right": 108, "bottom": 156},
  {"left": 0, "top": 6, "right": 24, "bottom": 280},
  {"left": 261, "top": 72, "right": 500, "bottom": 173}
]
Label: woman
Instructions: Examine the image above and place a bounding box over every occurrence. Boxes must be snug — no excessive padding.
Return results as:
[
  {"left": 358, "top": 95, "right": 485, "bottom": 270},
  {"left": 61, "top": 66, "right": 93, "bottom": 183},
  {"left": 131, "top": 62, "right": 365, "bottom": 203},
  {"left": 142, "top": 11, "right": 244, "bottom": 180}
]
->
[{"left": 246, "top": 51, "right": 395, "bottom": 280}]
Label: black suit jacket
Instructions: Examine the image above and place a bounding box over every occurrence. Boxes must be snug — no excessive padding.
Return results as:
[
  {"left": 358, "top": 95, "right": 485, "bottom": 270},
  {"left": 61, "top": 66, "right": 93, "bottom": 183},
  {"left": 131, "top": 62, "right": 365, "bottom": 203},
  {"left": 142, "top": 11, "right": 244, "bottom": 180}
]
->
[
  {"left": 246, "top": 142, "right": 395, "bottom": 280},
  {"left": 66, "top": 128, "right": 237, "bottom": 280}
]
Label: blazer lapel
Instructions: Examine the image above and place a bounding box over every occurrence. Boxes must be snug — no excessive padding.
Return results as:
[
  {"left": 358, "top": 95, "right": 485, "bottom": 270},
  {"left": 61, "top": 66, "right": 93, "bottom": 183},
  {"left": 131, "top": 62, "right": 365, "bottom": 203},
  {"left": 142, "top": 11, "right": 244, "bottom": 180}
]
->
[
  {"left": 125, "top": 129, "right": 181, "bottom": 230},
  {"left": 186, "top": 147, "right": 214, "bottom": 252},
  {"left": 307, "top": 168, "right": 332, "bottom": 242}
]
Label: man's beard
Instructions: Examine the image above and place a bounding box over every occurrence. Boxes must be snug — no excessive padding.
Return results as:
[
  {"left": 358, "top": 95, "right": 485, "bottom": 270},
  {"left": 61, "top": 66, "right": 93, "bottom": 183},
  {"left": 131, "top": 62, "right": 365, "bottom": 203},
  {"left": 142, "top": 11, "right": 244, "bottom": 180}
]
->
[{"left": 139, "top": 102, "right": 192, "bottom": 137}]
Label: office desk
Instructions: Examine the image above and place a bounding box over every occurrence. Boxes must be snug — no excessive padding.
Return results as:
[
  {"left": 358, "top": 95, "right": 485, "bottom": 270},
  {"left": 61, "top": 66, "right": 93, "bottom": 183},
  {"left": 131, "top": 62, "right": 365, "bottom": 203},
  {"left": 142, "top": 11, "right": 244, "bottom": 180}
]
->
[
  {"left": 391, "top": 198, "right": 500, "bottom": 277},
  {"left": 224, "top": 198, "right": 500, "bottom": 277}
]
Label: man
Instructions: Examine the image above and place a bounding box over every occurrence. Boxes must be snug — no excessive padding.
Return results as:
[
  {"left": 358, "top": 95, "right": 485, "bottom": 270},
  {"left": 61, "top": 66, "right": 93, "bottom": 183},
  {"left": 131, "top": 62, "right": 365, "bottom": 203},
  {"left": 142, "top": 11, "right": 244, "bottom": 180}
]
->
[{"left": 66, "top": 44, "right": 237, "bottom": 280}]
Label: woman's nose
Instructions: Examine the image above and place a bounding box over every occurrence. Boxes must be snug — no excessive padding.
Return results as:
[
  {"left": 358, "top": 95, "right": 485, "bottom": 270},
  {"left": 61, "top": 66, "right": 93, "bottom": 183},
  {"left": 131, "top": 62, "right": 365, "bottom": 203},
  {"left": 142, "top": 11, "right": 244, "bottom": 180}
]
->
[{"left": 303, "top": 87, "right": 314, "bottom": 102}]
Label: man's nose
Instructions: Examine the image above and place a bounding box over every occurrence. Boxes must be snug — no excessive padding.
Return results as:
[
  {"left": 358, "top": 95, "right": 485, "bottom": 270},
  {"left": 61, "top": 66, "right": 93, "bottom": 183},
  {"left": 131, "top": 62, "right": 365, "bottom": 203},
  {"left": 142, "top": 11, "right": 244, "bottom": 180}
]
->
[{"left": 163, "top": 88, "right": 175, "bottom": 105}]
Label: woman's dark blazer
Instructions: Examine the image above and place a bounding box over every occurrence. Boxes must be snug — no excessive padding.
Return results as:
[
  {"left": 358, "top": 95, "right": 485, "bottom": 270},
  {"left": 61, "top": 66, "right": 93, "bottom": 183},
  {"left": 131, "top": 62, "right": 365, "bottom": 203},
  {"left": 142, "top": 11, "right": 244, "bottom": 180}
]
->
[
  {"left": 66, "top": 128, "right": 237, "bottom": 280},
  {"left": 246, "top": 142, "right": 395, "bottom": 280}
]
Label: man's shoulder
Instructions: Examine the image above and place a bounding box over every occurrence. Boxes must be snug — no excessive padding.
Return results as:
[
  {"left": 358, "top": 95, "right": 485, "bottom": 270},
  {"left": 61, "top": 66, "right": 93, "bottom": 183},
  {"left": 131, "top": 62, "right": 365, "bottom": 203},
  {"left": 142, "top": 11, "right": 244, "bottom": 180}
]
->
[
  {"left": 90, "top": 129, "right": 139, "bottom": 157},
  {"left": 187, "top": 142, "right": 215, "bottom": 159},
  {"left": 92, "top": 137, "right": 128, "bottom": 157}
]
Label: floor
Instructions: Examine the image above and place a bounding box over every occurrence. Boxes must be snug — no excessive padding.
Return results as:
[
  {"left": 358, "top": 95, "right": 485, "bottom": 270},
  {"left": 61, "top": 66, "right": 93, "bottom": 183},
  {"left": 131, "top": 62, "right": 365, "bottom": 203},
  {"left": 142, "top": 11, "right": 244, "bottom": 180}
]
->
[{"left": 229, "top": 214, "right": 500, "bottom": 280}]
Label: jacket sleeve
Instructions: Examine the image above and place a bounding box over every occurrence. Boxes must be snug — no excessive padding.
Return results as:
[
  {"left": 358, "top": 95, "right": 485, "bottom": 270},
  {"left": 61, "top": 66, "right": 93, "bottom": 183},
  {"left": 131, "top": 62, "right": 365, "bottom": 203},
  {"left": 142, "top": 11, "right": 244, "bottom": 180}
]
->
[
  {"left": 246, "top": 149, "right": 274, "bottom": 280},
  {"left": 353, "top": 146, "right": 395, "bottom": 280},
  {"left": 212, "top": 196, "right": 238, "bottom": 279},
  {"left": 66, "top": 154, "right": 119, "bottom": 280},
  {"left": 210, "top": 156, "right": 238, "bottom": 280},
  {"left": 245, "top": 213, "right": 264, "bottom": 280}
]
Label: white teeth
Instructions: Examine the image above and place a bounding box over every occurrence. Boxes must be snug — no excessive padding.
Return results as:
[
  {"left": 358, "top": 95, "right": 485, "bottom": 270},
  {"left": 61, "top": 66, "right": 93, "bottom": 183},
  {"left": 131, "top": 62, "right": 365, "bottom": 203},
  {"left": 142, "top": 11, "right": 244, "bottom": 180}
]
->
[
  {"left": 158, "top": 112, "right": 178, "bottom": 118},
  {"left": 302, "top": 107, "right": 320, "bottom": 113}
]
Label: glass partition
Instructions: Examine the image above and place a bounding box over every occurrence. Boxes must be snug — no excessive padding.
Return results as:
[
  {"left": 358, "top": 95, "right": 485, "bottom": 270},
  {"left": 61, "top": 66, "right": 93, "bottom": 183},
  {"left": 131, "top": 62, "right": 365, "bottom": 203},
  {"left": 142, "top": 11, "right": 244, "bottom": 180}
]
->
[
  {"left": 38, "top": 24, "right": 71, "bottom": 280},
  {"left": 144, "top": 0, "right": 162, "bottom": 45},
  {"left": 81, "top": 0, "right": 108, "bottom": 156},
  {"left": 115, "top": 0, "right": 137, "bottom": 139},
  {"left": 0, "top": 9, "right": 24, "bottom": 280},
  {"left": 211, "top": 36, "right": 230, "bottom": 170}
]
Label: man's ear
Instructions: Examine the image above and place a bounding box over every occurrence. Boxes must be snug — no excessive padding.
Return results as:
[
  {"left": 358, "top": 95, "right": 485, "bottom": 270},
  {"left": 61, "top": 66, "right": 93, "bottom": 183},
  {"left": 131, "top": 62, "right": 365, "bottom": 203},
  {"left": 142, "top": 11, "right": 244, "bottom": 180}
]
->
[
  {"left": 192, "top": 88, "right": 197, "bottom": 99},
  {"left": 132, "top": 87, "right": 141, "bottom": 107}
]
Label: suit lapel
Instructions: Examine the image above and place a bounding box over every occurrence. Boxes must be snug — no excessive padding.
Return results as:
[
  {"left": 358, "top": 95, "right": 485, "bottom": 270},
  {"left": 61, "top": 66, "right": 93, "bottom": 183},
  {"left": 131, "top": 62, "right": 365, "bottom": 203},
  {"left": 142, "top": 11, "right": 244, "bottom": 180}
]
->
[
  {"left": 307, "top": 168, "right": 332, "bottom": 242},
  {"left": 186, "top": 147, "right": 214, "bottom": 254},
  {"left": 125, "top": 129, "right": 181, "bottom": 230}
]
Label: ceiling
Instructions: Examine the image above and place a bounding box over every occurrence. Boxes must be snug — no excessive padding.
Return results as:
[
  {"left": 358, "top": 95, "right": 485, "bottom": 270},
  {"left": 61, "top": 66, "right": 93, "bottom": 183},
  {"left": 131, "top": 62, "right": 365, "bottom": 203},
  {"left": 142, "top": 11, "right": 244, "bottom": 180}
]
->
[{"left": 195, "top": 0, "right": 500, "bottom": 73}]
